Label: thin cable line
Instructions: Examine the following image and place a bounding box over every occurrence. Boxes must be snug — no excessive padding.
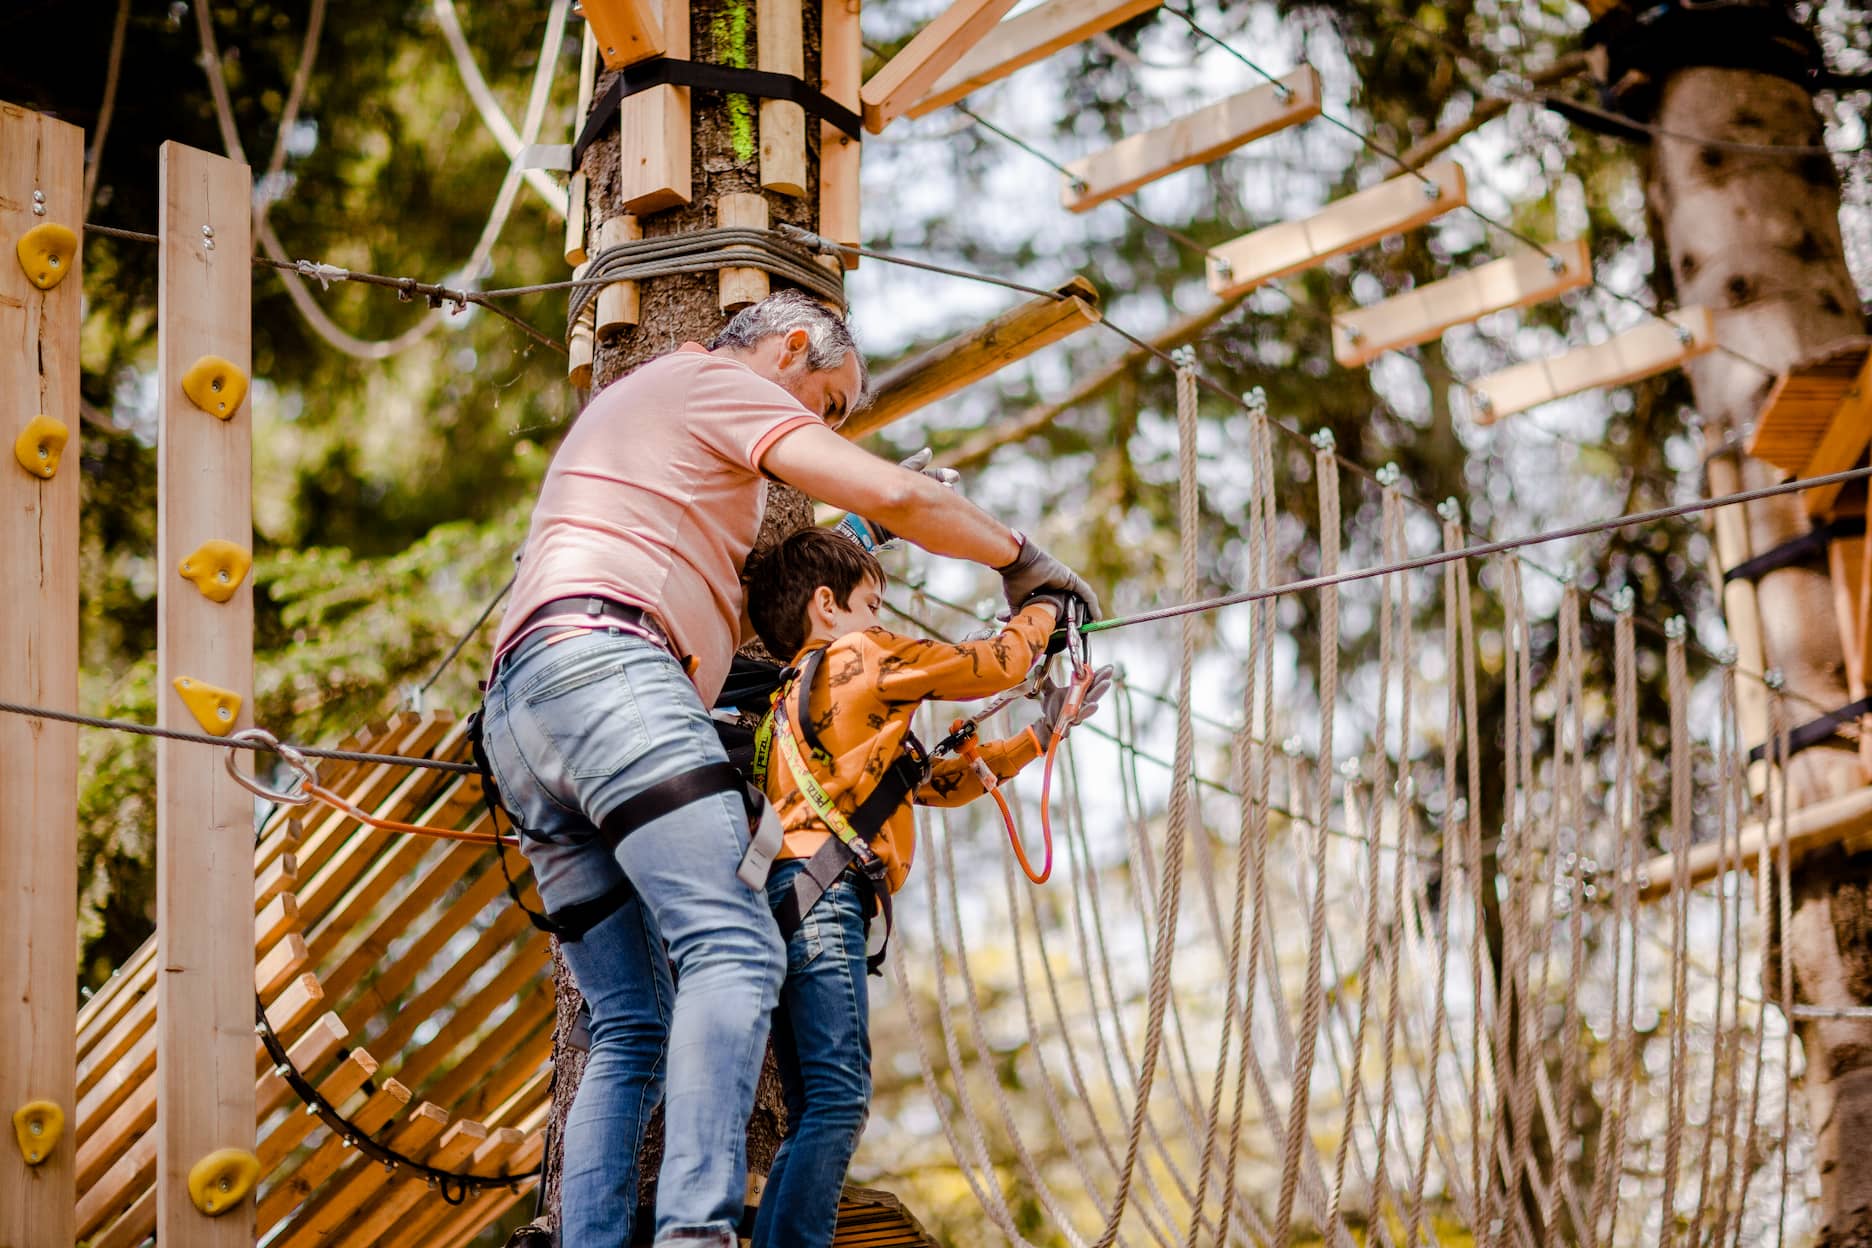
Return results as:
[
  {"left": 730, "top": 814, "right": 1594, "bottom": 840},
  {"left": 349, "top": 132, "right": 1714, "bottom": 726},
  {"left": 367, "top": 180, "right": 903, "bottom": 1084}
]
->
[
  {"left": 417, "top": 575, "right": 516, "bottom": 698},
  {"left": 0, "top": 698, "right": 477, "bottom": 775}
]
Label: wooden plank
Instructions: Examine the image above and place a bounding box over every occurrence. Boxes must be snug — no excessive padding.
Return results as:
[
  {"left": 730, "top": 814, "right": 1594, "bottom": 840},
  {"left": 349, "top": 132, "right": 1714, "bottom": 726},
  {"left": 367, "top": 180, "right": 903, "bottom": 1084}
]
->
[
  {"left": 860, "top": 0, "right": 1022, "bottom": 133},
  {"left": 595, "top": 214, "right": 644, "bottom": 336},
  {"left": 257, "top": 891, "right": 301, "bottom": 953},
  {"left": 255, "top": 1078, "right": 413, "bottom": 1235},
  {"left": 255, "top": 1046, "right": 377, "bottom": 1172},
  {"left": 384, "top": 932, "right": 550, "bottom": 1092},
  {"left": 317, "top": 836, "right": 490, "bottom": 1006},
  {"left": 1062, "top": 65, "right": 1319, "bottom": 212},
  {"left": 419, "top": 996, "right": 552, "bottom": 1112},
  {"left": 757, "top": 0, "right": 807, "bottom": 195},
  {"left": 1207, "top": 159, "right": 1467, "bottom": 298},
  {"left": 1639, "top": 783, "right": 1872, "bottom": 899},
  {"left": 0, "top": 100, "right": 82, "bottom": 1248},
  {"left": 820, "top": 0, "right": 862, "bottom": 270},
  {"left": 256, "top": 850, "right": 298, "bottom": 910},
  {"left": 1466, "top": 306, "right": 1718, "bottom": 423},
  {"left": 273, "top": 1101, "right": 450, "bottom": 1248},
  {"left": 1799, "top": 348, "right": 1872, "bottom": 518},
  {"left": 1332, "top": 238, "right": 1593, "bottom": 368},
  {"left": 718, "top": 191, "right": 771, "bottom": 311},
  {"left": 425, "top": 1131, "right": 545, "bottom": 1248},
  {"left": 618, "top": 0, "right": 691, "bottom": 212},
  {"left": 910, "top": 0, "right": 1160, "bottom": 119},
  {"left": 77, "top": 942, "right": 157, "bottom": 1053},
  {"left": 327, "top": 1117, "right": 488, "bottom": 1246},
  {"left": 380, "top": 1127, "right": 526, "bottom": 1248},
  {"left": 569, "top": 269, "right": 595, "bottom": 387},
  {"left": 156, "top": 139, "right": 255, "bottom": 1248},
  {"left": 257, "top": 931, "right": 311, "bottom": 999},
  {"left": 583, "top": 0, "right": 666, "bottom": 68},
  {"left": 1746, "top": 337, "right": 1872, "bottom": 475},
  {"left": 842, "top": 277, "right": 1102, "bottom": 440},
  {"left": 458, "top": 1019, "right": 553, "bottom": 1123}
]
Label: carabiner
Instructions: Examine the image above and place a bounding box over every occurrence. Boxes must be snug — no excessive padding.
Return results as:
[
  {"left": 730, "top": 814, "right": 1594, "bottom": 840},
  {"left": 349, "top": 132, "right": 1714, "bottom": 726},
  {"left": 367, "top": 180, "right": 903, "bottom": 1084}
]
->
[{"left": 223, "top": 728, "right": 317, "bottom": 806}]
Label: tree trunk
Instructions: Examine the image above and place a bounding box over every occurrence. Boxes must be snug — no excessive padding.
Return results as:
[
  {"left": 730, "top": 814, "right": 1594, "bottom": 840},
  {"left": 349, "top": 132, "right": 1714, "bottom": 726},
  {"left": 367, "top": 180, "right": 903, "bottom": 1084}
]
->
[
  {"left": 513, "top": 2, "right": 832, "bottom": 1239},
  {"left": 1643, "top": 32, "right": 1872, "bottom": 1245}
]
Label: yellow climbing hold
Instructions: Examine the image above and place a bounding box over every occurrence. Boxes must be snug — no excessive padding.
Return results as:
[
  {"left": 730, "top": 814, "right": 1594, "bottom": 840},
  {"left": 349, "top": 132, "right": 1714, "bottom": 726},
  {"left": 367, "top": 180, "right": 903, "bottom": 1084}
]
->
[
  {"left": 15, "top": 222, "right": 76, "bottom": 290},
  {"left": 11, "top": 1100, "right": 63, "bottom": 1166},
  {"left": 173, "top": 677, "right": 241, "bottom": 736},
  {"left": 178, "top": 540, "right": 253, "bottom": 604},
  {"left": 181, "top": 355, "right": 249, "bottom": 420},
  {"left": 13, "top": 414, "right": 67, "bottom": 480},
  {"left": 187, "top": 1147, "right": 260, "bottom": 1216}
]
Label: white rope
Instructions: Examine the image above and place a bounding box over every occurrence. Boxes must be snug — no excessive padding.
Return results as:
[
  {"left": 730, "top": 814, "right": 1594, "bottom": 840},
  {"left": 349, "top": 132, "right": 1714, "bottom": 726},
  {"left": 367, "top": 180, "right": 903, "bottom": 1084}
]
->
[{"left": 430, "top": 0, "right": 570, "bottom": 217}]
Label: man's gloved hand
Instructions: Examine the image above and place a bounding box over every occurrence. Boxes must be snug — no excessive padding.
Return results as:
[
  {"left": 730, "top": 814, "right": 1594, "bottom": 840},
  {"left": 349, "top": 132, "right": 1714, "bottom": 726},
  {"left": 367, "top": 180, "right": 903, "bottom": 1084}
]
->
[
  {"left": 1033, "top": 665, "right": 1114, "bottom": 743},
  {"left": 834, "top": 448, "right": 961, "bottom": 553},
  {"left": 997, "top": 533, "right": 1102, "bottom": 621}
]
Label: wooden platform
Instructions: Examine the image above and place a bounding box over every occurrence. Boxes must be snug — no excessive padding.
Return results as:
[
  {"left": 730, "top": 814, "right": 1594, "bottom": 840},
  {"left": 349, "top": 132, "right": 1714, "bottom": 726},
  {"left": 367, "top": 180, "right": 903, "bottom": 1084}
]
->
[
  {"left": 832, "top": 1185, "right": 941, "bottom": 1246},
  {"left": 1745, "top": 337, "right": 1872, "bottom": 518}
]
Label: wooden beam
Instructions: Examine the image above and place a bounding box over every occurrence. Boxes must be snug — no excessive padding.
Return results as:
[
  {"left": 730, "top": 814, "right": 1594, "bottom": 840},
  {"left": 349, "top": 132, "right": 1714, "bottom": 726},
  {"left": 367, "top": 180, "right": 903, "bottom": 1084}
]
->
[
  {"left": 841, "top": 277, "right": 1102, "bottom": 440},
  {"left": 757, "top": 0, "right": 806, "bottom": 195},
  {"left": 0, "top": 100, "right": 81, "bottom": 1248},
  {"left": 1332, "top": 238, "right": 1592, "bottom": 368},
  {"left": 618, "top": 0, "right": 691, "bottom": 212},
  {"left": 717, "top": 192, "right": 770, "bottom": 311},
  {"left": 819, "top": 0, "right": 863, "bottom": 269},
  {"left": 563, "top": 27, "right": 599, "bottom": 266},
  {"left": 156, "top": 140, "right": 255, "bottom": 1248},
  {"left": 1464, "top": 306, "right": 1717, "bottom": 423},
  {"left": 859, "top": 0, "right": 1022, "bottom": 134},
  {"left": 908, "top": 0, "right": 1161, "bottom": 119},
  {"left": 1638, "top": 783, "right": 1872, "bottom": 900},
  {"left": 582, "top": 0, "right": 666, "bottom": 68},
  {"left": 1207, "top": 159, "right": 1467, "bottom": 298},
  {"left": 1063, "top": 66, "right": 1319, "bottom": 212},
  {"left": 1794, "top": 347, "right": 1872, "bottom": 519}
]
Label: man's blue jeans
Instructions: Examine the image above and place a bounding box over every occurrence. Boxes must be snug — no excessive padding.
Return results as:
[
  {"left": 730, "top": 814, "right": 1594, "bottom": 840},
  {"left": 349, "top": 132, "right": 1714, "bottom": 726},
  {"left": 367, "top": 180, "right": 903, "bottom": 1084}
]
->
[
  {"left": 752, "top": 859, "right": 873, "bottom": 1248},
  {"left": 480, "top": 628, "right": 786, "bottom": 1247}
]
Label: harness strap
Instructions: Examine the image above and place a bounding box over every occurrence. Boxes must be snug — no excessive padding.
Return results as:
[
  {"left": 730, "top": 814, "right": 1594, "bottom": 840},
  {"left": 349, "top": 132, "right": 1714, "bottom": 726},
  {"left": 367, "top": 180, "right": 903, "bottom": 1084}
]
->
[
  {"left": 532, "top": 761, "right": 752, "bottom": 941},
  {"left": 1723, "top": 516, "right": 1865, "bottom": 585}
]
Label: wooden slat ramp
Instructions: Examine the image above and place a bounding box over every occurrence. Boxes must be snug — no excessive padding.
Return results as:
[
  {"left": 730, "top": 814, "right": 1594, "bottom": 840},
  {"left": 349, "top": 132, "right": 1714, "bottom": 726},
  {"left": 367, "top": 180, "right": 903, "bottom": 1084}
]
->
[{"left": 74, "top": 711, "right": 549, "bottom": 1248}]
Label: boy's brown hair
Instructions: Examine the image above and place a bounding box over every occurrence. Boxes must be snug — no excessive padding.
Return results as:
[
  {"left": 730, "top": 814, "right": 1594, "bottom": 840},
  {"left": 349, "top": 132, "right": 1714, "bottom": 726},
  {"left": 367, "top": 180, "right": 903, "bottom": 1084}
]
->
[{"left": 744, "top": 527, "right": 886, "bottom": 659}]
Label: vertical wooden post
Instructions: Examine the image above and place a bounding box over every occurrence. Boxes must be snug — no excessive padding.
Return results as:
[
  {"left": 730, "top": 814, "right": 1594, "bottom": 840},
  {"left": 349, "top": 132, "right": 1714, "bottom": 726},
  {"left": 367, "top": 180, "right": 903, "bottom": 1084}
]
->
[
  {"left": 756, "top": 0, "right": 806, "bottom": 195},
  {"left": 618, "top": 0, "right": 692, "bottom": 213},
  {"left": 0, "top": 100, "right": 82, "bottom": 1248},
  {"left": 155, "top": 140, "right": 255, "bottom": 1246},
  {"left": 564, "top": 26, "right": 600, "bottom": 266},
  {"left": 820, "top": 0, "right": 862, "bottom": 270}
]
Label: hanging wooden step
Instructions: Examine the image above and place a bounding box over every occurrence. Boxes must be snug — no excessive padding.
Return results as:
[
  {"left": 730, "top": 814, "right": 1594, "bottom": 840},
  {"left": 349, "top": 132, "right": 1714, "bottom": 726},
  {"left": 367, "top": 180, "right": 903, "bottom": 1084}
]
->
[
  {"left": 1205, "top": 159, "right": 1467, "bottom": 298},
  {"left": 1063, "top": 66, "right": 1321, "bottom": 213},
  {"left": 577, "top": 0, "right": 666, "bottom": 68},
  {"left": 906, "top": 0, "right": 1163, "bottom": 120},
  {"left": 1462, "top": 306, "right": 1717, "bottom": 423},
  {"left": 1745, "top": 337, "right": 1872, "bottom": 520},
  {"left": 1331, "top": 238, "right": 1592, "bottom": 368},
  {"left": 861, "top": 0, "right": 1023, "bottom": 133},
  {"left": 841, "top": 276, "right": 1102, "bottom": 440}
]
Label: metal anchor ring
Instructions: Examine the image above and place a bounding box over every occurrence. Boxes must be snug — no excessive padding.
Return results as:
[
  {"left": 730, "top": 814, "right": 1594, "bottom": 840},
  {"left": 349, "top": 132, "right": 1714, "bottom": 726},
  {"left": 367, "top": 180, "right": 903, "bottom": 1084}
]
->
[{"left": 224, "top": 728, "right": 316, "bottom": 806}]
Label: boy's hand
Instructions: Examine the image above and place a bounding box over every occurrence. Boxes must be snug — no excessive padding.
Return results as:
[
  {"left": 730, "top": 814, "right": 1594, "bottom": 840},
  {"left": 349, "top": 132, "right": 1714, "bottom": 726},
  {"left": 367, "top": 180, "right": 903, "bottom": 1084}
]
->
[{"left": 1033, "top": 665, "right": 1114, "bottom": 742}]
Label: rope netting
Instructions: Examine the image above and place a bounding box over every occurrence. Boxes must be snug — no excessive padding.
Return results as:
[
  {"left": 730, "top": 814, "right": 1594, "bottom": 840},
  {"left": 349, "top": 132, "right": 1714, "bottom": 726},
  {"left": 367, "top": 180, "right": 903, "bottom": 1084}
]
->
[{"left": 863, "top": 363, "right": 1813, "bottom": 1246}]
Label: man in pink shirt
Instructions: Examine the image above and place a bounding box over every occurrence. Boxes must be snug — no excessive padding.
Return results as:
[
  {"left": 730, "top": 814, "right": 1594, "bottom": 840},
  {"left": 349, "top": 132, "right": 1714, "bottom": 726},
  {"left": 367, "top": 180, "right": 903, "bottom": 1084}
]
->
[{"left": 477, "top": 291, "right": 1097, "bottom": 1247}]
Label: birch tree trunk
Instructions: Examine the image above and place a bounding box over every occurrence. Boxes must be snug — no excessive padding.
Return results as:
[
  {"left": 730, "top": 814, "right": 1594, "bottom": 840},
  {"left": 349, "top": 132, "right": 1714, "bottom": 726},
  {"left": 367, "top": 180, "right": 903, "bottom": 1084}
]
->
[
  {"left": 1643, "top": 27, "right": 1872, "bottom": 1243},
  {"left": 510, "top": 1, "right": 831, "bottom": 1238}
]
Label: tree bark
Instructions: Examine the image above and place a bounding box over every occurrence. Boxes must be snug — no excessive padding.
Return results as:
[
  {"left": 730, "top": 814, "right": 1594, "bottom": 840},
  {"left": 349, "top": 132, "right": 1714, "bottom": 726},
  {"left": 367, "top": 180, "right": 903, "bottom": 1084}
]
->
[
  {"left": 512, "top": 2, "right": 832, "bottom": 1239},
  {"left": 1644, "top": 44, "right": 1872, "bottom": 1246}
]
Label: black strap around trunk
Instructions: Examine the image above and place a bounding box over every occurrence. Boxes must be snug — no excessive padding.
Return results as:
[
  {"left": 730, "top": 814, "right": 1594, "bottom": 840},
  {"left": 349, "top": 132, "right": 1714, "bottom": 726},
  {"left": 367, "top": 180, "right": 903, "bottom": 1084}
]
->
[{"left": 1723, "top": 517, "right": 1865, "bottom": 585}]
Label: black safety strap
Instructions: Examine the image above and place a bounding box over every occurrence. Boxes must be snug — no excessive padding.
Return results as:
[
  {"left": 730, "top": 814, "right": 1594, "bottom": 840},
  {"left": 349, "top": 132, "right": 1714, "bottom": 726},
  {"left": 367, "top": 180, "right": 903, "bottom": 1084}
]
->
[
  {"left": 1748, "top": 694, "right": 1872, "bottom": 766},
  {"left": 767, "top": 646, "right": 927, "bottom": 974},
  {"left": 573, "top": 58, "right": 863, "bottom": 171},
  {"left": 1724, "top": 517, "right": 1866, "bottom": 585}
]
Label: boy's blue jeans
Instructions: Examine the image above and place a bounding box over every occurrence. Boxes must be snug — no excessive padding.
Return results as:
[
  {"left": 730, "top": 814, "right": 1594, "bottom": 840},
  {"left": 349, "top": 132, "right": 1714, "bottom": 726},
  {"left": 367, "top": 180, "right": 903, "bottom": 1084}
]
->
[
  {"left": 480, "top": 628, "right": 786, "bottom": 1247},
  {"left": 753, "top": 859, "right": 873, "bottom": 1248}
]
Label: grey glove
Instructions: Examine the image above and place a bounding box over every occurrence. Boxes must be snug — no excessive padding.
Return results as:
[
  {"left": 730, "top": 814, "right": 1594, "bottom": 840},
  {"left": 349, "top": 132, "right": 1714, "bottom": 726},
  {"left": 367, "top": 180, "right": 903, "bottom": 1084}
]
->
[
  {"left": 834, "top": 449, "right": 961, "bottom": 552},
  {"left": 1033, "top": 665, "right": 1114, "bottom": 742},
  {"left": 997, "top": 533, "right": 1102, "bottom": 621}
]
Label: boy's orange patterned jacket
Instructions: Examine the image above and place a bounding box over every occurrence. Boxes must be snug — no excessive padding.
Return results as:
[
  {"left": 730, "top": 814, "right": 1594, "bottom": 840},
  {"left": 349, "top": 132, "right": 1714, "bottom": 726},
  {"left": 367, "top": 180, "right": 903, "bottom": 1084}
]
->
[{"left": 767, "top": 603, "right": 1056, "bottom": 895}]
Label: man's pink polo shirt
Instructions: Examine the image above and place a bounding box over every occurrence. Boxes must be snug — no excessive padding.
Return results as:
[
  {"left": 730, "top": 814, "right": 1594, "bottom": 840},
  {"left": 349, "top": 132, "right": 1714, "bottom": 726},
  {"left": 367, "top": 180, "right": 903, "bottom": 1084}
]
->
[{"left": 494, "top": 343, "right": 819, "bottom": 704}]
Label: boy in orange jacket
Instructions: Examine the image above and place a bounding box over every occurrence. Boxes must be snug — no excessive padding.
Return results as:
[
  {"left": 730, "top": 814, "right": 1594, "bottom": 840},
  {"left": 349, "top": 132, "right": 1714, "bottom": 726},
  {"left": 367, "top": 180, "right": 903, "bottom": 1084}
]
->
[{"left": 741, "top": 526, "right": 1108, "bottom": 1247}]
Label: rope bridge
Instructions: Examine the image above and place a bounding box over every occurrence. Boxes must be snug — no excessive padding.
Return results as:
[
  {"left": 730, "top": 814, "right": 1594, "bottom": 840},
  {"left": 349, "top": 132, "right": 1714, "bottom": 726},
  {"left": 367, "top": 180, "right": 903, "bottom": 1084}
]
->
[{"left": 62, "top": 363, "right": 1820, "bottom": 1245}]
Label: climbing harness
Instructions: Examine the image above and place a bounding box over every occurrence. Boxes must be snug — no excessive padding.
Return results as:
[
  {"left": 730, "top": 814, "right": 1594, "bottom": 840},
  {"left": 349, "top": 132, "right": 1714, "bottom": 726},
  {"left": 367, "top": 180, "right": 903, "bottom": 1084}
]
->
[{"left": 759, "top": 644, "right": 923, "bottom": 974}]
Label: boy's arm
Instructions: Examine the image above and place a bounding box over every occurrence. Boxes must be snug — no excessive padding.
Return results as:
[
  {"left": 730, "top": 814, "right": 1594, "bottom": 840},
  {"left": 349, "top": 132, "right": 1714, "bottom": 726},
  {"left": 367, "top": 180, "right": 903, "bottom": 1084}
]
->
[
  {"left": 872, "top": 603, "right": 1058, "bottom": 706},
  {"left": 915, "top": 727, "right": 1043, "bottom": 808}
]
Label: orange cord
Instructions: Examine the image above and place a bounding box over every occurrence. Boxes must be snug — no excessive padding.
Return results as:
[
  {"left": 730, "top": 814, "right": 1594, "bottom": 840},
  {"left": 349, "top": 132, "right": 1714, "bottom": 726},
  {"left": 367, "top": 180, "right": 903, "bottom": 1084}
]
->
[
  {"left": 1035, "top": 664, "right": 1094, "bottom": 887},
  {"left": 955, "top": 717, "right": 1052, "bottom": 884},
  {"left": 302, "top": 780, "right": 519, "bottom": 847}
]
